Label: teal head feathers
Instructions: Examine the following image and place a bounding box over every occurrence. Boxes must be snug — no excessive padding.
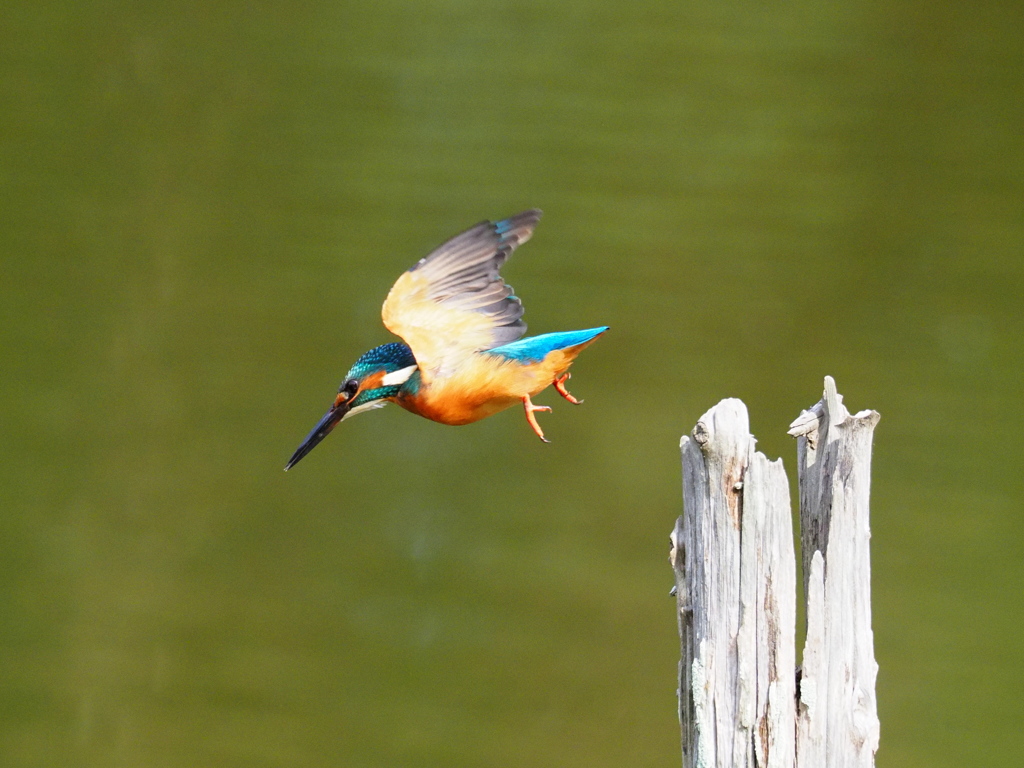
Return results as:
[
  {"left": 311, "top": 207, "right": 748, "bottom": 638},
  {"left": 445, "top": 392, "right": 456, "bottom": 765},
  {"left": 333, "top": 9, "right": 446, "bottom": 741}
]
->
[
  {"left": 284, "top": 342, "right": 417, "bottom": 470},
  {"left": 342, "top": 342, "right": 418, "bottom": 410}
]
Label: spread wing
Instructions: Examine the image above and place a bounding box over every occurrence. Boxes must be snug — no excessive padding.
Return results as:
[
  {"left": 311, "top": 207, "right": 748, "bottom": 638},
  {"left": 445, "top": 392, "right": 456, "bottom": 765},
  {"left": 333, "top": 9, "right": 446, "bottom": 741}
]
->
[{"left": 381, "top": 209, "right": 542, "bottom": 382}]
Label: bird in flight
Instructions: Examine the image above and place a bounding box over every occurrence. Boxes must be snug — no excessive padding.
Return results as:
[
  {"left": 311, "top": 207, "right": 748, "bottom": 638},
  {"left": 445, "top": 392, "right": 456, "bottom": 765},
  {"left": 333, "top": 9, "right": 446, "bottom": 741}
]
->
[{"left": 285, "top": 210, "right": 608, "bottom": 470}]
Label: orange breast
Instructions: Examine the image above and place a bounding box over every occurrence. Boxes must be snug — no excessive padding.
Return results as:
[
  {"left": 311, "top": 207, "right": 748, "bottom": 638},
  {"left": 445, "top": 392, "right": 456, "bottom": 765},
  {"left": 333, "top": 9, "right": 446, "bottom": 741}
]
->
[{"left": 396, "top": 340, "right": 596, "bottom": 426}]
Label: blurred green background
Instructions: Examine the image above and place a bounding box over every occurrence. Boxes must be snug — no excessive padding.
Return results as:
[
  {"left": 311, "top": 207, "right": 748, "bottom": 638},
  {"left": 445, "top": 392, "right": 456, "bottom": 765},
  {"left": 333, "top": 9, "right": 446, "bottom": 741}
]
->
[{"left": 2, "top": 0, "right": 1022, "bottom": 765}]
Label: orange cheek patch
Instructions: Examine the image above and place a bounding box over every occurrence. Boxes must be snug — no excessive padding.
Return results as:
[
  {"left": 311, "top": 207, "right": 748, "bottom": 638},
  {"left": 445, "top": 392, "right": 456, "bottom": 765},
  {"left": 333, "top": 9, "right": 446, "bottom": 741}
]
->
[{"left": 362, "top": 371, "right": 385, "bottom": 390}]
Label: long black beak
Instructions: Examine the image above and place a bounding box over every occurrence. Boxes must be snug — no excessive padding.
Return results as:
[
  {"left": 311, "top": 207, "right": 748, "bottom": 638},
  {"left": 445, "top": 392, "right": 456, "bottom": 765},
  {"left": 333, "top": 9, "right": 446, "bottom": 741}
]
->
[{"left": 284, "top": 402, "right": 349, "bottom": 471}]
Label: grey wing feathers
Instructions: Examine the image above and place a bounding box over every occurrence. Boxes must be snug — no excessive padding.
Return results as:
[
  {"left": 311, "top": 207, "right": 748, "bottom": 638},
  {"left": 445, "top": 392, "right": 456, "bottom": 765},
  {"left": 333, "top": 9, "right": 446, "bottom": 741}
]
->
[{"left": 410, "top": 209, "right": 542, "bottom": 348}]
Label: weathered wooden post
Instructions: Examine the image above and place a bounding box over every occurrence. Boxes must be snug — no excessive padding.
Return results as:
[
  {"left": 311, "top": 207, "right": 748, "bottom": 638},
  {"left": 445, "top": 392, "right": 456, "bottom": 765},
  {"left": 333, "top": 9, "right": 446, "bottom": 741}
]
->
[
  {"left": 670, "top": 378, "right": 879, "bottom": 768},
  {"left": 670, "top": 399, "right": 797, "bottom": 767},
  {"left": 789, "top": 377, "right": 881, "bottom": 767}
]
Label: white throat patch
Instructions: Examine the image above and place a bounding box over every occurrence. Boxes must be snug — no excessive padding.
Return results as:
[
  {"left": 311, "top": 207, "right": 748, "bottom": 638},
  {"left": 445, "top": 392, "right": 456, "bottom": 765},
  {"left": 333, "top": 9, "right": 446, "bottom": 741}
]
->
[
  {"left": 381, "top": 365, "right": 417, "bottom": 387},
  {"left": 341, "top": 400, "right": 388, "bottom": 422}
]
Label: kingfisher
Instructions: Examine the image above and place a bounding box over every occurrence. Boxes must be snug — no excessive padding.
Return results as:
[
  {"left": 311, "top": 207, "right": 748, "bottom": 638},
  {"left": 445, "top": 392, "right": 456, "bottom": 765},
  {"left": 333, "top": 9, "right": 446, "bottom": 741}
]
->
[{"left": 285, "top": 209, "right": 608, "bottom": 470}]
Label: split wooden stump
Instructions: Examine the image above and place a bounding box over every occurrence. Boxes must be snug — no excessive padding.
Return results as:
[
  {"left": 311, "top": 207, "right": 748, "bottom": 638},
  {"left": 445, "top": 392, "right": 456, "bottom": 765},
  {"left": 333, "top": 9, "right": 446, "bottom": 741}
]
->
[{"left": 670, "top": 376, "right": 880, "bottom": 768}]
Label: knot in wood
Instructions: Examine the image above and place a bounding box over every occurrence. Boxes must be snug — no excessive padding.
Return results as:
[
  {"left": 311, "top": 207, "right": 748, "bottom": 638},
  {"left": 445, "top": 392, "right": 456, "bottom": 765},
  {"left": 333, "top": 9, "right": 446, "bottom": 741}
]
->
[{"left": 693, "top": 421, "right": 710, "bottom": 447}]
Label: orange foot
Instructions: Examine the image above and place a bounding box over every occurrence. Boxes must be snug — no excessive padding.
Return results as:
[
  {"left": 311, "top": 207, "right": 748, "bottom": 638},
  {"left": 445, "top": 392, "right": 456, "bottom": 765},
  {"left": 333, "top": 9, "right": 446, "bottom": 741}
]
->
[
  {"left": 522, "top": 394, "right": 552, "bottom": 443},
  {"left": 554, "top": 373, "right": 583, "bottom": 404}
]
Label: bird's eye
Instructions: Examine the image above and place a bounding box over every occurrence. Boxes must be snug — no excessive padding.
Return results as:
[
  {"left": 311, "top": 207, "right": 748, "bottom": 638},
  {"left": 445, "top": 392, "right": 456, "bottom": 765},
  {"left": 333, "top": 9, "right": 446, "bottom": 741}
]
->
[{"left": 343, "top": 379, "right": 359, "bottom": 397}]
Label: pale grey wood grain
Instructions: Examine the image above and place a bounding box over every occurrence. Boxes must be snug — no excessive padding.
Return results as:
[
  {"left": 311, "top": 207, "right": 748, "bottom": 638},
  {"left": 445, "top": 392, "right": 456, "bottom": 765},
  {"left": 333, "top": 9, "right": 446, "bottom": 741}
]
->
[
  {"left": 792, "top": 377, "right": 881, "bottom": 768},
  {"left": 671, "top": 399, "right": 796, "bottom": 768},
  {"left": 672, "top": 378, "right": 879, "bottom": 768}
]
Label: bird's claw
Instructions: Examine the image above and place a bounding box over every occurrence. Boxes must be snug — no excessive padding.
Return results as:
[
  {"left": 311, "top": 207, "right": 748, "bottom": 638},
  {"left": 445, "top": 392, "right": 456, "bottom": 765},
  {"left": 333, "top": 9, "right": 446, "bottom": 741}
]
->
[
  {"left": 554, "top": 373, "right": 583, "bottom": 404},
  {"left": 522, "top": 395, "right": 552, "bottom": 442}
]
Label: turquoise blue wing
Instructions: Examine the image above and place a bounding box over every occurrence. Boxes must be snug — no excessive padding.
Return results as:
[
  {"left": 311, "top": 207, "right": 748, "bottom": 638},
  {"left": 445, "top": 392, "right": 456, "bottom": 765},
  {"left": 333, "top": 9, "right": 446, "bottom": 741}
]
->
[{"left": 485, "top": 327, "right": 610, "bottom": 364}]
